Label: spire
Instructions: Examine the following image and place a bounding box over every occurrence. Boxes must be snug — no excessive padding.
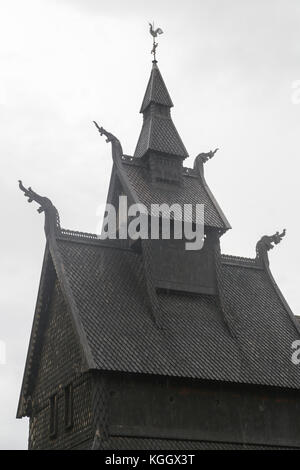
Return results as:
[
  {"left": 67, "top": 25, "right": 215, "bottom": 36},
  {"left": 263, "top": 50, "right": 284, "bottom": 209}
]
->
[
  {"left": 134, "top": 62, "right": 188, "bottom": 159},
  {"left": 140, "top": 61, "right": 173, "bottom": 113}
]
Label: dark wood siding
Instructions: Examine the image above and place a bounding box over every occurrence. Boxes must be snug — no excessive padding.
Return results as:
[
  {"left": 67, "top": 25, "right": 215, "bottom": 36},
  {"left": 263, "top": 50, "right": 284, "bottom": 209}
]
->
[
  {"left": 107, "top": 373, "right": 300, "bottom": 448},
  {"left": 28, "top": 280, "right": 93, "bottom": 449}
]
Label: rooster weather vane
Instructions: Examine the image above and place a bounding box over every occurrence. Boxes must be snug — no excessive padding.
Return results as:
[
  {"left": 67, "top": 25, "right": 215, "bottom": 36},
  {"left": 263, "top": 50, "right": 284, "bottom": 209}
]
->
[{"left": 149, "top": 22, "right": 163, "bottom": 62}]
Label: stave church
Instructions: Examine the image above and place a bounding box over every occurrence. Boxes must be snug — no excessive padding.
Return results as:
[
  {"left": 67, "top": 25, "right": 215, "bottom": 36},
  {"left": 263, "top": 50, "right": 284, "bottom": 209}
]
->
[{"left": 17, "top": 28, "right": 300, "bottom": 450}]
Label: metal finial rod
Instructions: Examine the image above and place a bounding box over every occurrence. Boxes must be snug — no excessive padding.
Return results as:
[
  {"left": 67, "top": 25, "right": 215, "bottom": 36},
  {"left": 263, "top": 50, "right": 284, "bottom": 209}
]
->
[
  {"left": 151, "top": 38, "right": 158, "bottom": 62},
  {"left": 149, "top": 21, "right": 163, "bottom": 62}
]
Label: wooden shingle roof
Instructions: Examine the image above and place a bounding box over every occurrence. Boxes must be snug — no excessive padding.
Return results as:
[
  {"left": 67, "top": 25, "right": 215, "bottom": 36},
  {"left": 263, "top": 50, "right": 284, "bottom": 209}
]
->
[{"left": 51, "top": 234, "right": 300, "bottom": 388}]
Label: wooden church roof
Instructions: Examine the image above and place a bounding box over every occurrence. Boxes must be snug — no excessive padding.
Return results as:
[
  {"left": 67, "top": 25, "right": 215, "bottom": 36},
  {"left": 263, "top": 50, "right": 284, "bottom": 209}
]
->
[
  {"left": 54, "top": 234, "right": 300, "bottom": 389},
  {"left": 17, "top": 226, "right": 300, "bottom": 420},
  {"left": 17, "top": 58, "right": 300, "bottom": 419}
]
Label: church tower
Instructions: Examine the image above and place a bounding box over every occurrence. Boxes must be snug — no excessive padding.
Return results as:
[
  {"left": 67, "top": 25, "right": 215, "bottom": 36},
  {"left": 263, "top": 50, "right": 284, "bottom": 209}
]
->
[{"left": 103, "top": 53, "right": 231, "bottom": 301}]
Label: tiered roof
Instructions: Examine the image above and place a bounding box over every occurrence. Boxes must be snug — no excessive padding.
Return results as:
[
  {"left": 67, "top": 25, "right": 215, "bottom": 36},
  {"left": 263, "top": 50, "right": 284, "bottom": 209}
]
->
[
  {"left": 134, "top": 62, "right": 188, "bottom": 159},
  {"left": 17, "top": 57, "right": 299, "bottom": 421}
]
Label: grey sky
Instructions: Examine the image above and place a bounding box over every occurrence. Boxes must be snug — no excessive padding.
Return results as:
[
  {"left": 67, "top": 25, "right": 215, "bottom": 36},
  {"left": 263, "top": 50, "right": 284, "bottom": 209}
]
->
[{"left": 0, "top": 0, "right": 299, "bottom": 449}]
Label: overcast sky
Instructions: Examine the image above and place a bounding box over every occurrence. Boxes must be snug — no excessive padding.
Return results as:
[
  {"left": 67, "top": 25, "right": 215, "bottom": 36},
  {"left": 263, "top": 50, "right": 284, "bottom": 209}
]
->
[{"left": 1, "top": 0, "right": 300, "bottom": 449}]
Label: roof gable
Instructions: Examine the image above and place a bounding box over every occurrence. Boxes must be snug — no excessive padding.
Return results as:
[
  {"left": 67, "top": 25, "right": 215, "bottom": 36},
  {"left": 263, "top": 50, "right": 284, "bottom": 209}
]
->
[
  {"left": 17, "top": 240, "right": 94, "bottom": 418},
  {"left": 17, "top": 246, "right": 56, "bottom": 417},
  {"left": 30, "top": 277, "right": 84, "bottom": 407}
]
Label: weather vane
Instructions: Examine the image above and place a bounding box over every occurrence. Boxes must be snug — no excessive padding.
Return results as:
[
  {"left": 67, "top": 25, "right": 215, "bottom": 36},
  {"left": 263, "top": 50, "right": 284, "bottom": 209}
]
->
[{"left": 149, "top": 22, "right": 163, "bottom": 62}]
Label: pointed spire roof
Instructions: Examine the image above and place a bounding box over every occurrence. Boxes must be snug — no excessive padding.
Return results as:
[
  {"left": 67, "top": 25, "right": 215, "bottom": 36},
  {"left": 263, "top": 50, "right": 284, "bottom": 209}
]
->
[
  {"left": 140, "top": 61, "right": 173, "bottom": 113},
  {"left": 134, "top": 62, "right": 188, "bottom": 159}
]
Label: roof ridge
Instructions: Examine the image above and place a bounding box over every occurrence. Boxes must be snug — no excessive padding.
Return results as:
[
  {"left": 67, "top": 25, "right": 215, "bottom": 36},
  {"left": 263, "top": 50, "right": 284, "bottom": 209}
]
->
[
  {"left": 221, "top": 253, "right": 256, "bottom": 262},
  {"left": 221, "top": 253, "right": 262, "bottom": 269},
  {"left": 60, "top": 227, "right": 99, "bottom": 240},
  {"left": 57, "top": 232, "right": 134, "bottom": 252}
]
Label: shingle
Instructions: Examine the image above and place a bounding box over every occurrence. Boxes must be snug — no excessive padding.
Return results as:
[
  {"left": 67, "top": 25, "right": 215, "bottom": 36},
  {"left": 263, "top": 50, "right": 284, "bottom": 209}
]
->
[
  {"left": 56, "top": 238, "right": 300, "bottom": 388},
  {"left": 134, "top": 115, "right": 189, "bottom": 159},
  {"left": 140, "top": 63, "right": 174, "bottom": 113}
]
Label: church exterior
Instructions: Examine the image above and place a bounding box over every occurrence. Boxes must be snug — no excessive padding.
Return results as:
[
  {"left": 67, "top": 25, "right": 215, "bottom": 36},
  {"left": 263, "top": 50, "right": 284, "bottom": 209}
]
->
[{"left": 17, "top": 47, "right": 300, "bottom": 449}]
